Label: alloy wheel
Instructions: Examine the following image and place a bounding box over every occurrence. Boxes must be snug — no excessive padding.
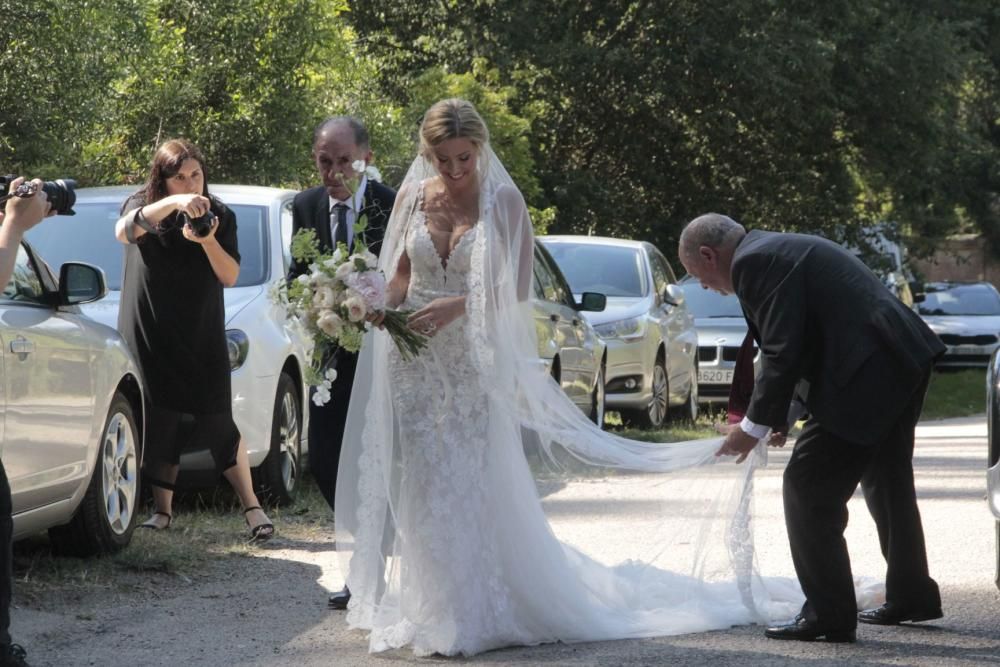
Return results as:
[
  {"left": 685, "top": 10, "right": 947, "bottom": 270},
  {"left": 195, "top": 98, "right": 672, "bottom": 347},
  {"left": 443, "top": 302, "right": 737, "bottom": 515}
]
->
[{"left": 101, "top": 412, "right": 138, "bottom": 536}]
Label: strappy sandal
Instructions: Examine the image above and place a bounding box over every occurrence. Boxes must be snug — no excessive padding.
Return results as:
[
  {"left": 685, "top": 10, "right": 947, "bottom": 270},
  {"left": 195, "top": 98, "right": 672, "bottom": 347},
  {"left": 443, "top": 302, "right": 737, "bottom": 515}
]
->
[
  {"left": 139, "top": 511, "right": 172, "bottom": 530},
  {"left": 243, "top": 506, "right": 274, "bottom": 542}
]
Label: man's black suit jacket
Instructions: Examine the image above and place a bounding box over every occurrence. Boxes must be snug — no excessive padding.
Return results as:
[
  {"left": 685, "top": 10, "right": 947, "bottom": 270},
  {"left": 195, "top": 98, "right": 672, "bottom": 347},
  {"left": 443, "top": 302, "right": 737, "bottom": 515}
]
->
[
  {"left": 732, "top": 230, "right": 944, "bottom": 446},
  {"left": 287, "top": 180, "right": 396, "bottom": 365},
  {"left": 288, "top": 180, "right": 396, "bottom": 279}
]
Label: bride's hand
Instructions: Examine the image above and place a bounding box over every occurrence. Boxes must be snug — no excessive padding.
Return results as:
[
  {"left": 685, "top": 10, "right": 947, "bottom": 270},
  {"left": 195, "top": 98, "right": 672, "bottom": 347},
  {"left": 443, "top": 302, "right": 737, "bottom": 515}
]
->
[
  {"left": 407, "top": 296, "right": 465, "bottom": 337},
  {"left": 367, "top": 311, "right": 387, "bottom": 330}
]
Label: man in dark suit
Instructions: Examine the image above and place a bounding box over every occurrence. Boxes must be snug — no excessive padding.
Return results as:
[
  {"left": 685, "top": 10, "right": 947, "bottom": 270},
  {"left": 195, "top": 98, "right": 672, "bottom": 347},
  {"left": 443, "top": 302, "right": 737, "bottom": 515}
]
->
[
  {"left": 679, "top": 213, "right": 944, "bottom": 643},
  {"left": 288, "top": 116, "right": 396, "bottom": 610}
]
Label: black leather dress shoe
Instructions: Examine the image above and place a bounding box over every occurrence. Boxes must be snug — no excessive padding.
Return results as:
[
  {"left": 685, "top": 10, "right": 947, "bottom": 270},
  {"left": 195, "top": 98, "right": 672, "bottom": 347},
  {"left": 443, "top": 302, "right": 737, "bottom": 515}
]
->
[
  {"left": 328, "top": 585, "right": 351, "bottom": 610},
  {"left": 858, "top": 602, "right": 942, "bottom": 626},
  {"left": 765, "top": 616, "right": 856, "bottom": 643}
]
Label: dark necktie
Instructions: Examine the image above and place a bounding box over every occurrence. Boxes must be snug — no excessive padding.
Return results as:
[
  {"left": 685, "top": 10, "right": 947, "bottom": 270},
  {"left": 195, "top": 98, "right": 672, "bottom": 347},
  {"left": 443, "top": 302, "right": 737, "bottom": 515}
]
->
[{"left": 332, "top": 203, "right": 349, "bottom": 250}]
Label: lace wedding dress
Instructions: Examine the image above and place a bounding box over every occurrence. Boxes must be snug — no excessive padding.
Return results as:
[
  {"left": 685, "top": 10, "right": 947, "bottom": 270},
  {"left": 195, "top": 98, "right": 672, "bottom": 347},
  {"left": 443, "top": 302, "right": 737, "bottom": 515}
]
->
[{"left": 334, "top": 152, "right": 879, "bottom": 657}]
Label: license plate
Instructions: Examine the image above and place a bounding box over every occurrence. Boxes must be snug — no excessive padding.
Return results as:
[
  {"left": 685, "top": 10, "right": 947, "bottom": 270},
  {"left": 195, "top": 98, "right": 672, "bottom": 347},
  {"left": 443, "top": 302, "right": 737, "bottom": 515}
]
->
[{"left": 698, "top": 369, "right": 734, "bottom": 384}]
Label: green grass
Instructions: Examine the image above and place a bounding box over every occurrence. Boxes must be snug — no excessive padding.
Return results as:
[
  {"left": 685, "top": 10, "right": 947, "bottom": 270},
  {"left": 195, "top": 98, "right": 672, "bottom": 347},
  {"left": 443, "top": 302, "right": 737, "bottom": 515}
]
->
[
  {"left": 13, "top": 476, "right": 333, "bottom": 600},
  {"left": 920, "top": 368, "right": 987, "bottom": 421}
]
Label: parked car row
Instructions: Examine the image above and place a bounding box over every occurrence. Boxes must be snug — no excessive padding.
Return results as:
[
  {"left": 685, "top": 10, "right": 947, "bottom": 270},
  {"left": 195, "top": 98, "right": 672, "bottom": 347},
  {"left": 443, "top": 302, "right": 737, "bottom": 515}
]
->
[
  {"left": 918, "top": 281, "right": 1000, "bottom": 368},
  {"left": 9, "top": 185, "right": 709, "bottom": 556}
]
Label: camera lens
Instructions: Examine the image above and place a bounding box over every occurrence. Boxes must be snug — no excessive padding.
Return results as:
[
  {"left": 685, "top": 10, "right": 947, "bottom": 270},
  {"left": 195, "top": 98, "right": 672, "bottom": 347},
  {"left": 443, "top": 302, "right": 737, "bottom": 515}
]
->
[
  {"left": 181, "top": 211, "right": 214, "bottom": 237},
  {"left": 41, "top": 179, "right": 76, "bottom": 216}
]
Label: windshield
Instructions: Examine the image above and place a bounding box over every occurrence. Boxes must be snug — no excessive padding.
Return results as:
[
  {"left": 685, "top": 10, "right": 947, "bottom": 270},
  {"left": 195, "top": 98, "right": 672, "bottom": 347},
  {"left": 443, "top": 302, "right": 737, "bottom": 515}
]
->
[
  {"left": 917, "top": 284, "right": 1000, "bottom": 316},
  {"left": 26, "top": 199, "right": 269, "bottom": 289},
  {"left": 542, "top": 242, "right": 646, "bottom": 298},
  {"left": 679, "top": 279, "right": 745, "bottom": 317}
]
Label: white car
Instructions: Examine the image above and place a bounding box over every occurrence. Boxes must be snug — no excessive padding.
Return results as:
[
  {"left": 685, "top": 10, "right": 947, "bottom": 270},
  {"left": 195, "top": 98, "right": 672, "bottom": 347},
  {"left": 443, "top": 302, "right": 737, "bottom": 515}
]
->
[
  {"left": 918, "top": 281, "right": 1000, "bottom": 368},
  {"left": 540, "top": 236, "right": 699, "bottom": 428},
  {"left": 5, "top": 240, "right": 144, "bottom": 555},
  {"left": 26, "top": 185, "right": 311, "bottom": 504}
]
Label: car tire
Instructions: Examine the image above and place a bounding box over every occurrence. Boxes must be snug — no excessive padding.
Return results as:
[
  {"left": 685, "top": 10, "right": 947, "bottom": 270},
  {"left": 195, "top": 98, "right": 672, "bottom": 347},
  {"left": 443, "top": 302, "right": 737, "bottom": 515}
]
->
[
  {"left": 255, "top": 371, "right": 301, "bottom": 506},
  {"left": 668, "top": 363, "right": 699, "bottom": 424},
  {"left": 589, "top": 364, "right": 606, "bottom": 429},
  {"left": 622, "top": 354, "right": 669, "bottom": 430},
  {"left": 49, "top": 392, "right": 140, "bottom": 557}
]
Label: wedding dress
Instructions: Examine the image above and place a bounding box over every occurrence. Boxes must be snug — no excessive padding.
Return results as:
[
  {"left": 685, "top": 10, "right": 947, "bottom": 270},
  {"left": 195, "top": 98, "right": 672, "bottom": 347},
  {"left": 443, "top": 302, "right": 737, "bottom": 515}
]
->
[{"left": 334, "top": 148, "right": 877, "bottom": 657}]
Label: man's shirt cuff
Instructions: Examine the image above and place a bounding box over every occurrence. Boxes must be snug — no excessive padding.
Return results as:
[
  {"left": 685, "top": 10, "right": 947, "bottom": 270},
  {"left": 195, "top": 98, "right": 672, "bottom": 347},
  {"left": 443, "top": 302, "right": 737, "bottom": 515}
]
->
[{"left": 740, "top": 416, "right": 770, "bottom": 439}]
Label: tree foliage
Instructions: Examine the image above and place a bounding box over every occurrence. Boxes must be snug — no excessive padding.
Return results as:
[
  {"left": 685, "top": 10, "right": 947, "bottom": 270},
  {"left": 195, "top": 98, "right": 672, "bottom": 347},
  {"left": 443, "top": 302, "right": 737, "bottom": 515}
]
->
[{"left": 1, "top": 0, "right": 997, "bottom": 261}]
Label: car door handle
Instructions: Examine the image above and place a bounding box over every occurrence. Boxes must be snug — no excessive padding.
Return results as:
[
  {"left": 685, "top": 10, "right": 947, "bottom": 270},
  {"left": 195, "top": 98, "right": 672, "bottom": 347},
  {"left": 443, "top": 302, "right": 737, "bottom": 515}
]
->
[
  {"left": 10, "top": 337, "right": 34, "bottom": 355},
  {"left": 550, "top": 313, "right": 561, "bottom": 322}
]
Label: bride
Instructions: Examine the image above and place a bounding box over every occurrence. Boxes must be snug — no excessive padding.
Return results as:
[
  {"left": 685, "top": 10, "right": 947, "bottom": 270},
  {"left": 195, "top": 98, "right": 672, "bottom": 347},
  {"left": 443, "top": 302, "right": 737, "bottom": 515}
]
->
[{"left": 335, "top": 99, "right": 810, "bottom": 656}]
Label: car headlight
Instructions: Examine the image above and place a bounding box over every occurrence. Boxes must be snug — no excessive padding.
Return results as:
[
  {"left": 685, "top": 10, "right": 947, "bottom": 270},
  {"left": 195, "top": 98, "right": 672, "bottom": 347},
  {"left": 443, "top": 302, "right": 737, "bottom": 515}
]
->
[
  {"left": 594, "top": 317, "right": 644, "bottom": 340},
  {"left": 226, "top": 329, "right": 249, "bottom": 371}
]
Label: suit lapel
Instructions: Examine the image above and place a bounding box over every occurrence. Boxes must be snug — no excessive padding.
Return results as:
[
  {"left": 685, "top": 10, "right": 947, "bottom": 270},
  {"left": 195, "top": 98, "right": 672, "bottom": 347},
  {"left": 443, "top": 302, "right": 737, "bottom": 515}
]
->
[{"left": 314, "top": 190, "right": 333, "bottom": 252}]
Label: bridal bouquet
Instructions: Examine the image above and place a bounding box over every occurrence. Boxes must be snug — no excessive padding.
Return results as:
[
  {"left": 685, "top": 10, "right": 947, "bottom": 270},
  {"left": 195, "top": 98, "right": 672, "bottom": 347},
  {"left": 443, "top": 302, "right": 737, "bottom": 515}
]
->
[{"left": 273, "top": 162, "right": 426, "bottom": 405}]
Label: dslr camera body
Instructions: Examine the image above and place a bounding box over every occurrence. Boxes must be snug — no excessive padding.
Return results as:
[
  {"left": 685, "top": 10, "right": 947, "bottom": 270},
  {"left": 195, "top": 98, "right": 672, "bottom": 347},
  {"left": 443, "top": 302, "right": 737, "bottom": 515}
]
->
[
  {"left": 0, "top": 174, "right": 77, "bottom": 215},
  {"left": 179, "top": 210, "right": 215, "bottom": 237}
]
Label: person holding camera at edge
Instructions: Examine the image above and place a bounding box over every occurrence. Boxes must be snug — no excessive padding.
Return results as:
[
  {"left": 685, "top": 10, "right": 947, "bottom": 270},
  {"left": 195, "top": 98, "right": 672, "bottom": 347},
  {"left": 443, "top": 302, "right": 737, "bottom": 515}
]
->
[
  {"left": 287, "top": 117, "right": 396, "bottom": 610},
  {"left": 113, "top": 139, "right": 274, "bottom": 541},
  {"left": 0, "top": 177, "right": 52, "bottom": 667}
]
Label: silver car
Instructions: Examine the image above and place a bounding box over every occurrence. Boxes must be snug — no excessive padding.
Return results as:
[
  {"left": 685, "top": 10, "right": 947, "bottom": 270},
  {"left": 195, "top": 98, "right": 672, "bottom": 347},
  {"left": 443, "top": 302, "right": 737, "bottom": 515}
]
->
[
  {"left": 918, "top": 281, "right": 1000, "bottom": 368},
  {"left": 26, "top": 185, "right": 311, "bottom": 504},
  {"left": 678, "top": 276, "right": 759, "bottom": 405},
  {"left": 6, "top": 241, "right": 144, "bottom": 555},
  {"left": 533, "top": 242, "right": 608, "bottom": 427},
  {"left": 539, "top": 236, "right": 699, "bottom": 428},
  {"left": 985, "top": 348, "right": 1000, "bottom": 589}
]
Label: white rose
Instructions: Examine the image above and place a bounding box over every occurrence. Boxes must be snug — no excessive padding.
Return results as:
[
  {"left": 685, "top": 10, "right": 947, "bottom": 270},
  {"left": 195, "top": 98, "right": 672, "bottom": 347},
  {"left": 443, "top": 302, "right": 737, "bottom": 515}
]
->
[
  {"left": 324, "top": 368, "right": 338, "bottom": 384},
  {"left": 295, "top": 274, "right": 310, "bottom": 285},
  {"left": 317, "top": 311, "right": 344, "bottom": 337},
  {"left": 344, "top": 295, "right": 367, "bottom": 322},
  {"left": 335, "top": 261, "right": 355, "bottom": 281},
  {"left": 323, "top": 257, "right": 339, "bottom": 269},
  {"left": 332, "top": 247, "right": 345, "bottom": 263},
  {"left": 364, "top": 165, "right": 382, "bottom": 182},
  {"left": 362, "top": 250, "right": 378, "bottom": 267},
  {"left": 312, "top": 384, "right": 331, "bottom": 406},
  {"left": 351, "top": 159, "right": 366, "bottom": 174}
]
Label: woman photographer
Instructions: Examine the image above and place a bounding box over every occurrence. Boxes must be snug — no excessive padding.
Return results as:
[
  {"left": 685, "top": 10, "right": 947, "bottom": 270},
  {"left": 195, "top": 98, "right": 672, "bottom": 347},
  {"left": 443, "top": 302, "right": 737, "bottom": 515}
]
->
[{"left": 114, "top": 139, "right": 273, "bottom": 541}]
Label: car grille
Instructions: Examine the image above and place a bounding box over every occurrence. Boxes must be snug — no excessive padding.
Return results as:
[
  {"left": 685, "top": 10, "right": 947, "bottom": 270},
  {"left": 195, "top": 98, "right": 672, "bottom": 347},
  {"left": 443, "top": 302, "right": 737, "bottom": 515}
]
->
[
  {"left": 939, "top": 334, "right": 998, "bottom": 346},
  {"left": 698, "top": 345, "right": 754, "bottom": 362}
]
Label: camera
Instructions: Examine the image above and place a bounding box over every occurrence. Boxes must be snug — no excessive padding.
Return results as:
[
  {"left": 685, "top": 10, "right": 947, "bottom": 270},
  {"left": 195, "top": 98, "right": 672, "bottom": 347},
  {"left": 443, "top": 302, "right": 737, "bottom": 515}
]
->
[
  {"left": 0, "top": 174, "right": 77, "bottom": 215},
  {"left": 179, "top": 210, "right": 215, "bottom": 237}
]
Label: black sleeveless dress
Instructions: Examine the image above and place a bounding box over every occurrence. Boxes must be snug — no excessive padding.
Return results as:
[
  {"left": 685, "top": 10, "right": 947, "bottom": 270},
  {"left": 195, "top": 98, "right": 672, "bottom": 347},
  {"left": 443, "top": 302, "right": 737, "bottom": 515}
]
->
[{"left": 118, "top": 193, "right": 241, "bottom": 480}]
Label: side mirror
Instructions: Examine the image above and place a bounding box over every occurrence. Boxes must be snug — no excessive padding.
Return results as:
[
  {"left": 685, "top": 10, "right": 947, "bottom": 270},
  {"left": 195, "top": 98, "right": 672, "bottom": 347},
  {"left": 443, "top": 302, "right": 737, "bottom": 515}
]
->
[
  {"left": 909, "top": 280, "right": 925, "bottom": 303},
  {"left": 59, "top": 262, "right": 107, "bottom": 305},
  {"left": 577, "top": 292, "right": 606, "bottom": 312},
  {"left": 663, "top": 283, "right": 685, "bottom": 307}
]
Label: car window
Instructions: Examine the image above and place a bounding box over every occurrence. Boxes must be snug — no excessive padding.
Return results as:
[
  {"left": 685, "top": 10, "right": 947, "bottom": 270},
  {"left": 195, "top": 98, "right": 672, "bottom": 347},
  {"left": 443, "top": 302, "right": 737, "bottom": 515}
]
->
[
  {"left": 680, "top": 278, "right": 745, "bottom": 317},
  {"left": 649, "top": 250, "right": 671, "bottom": 297},
  {"left": 280, "top": 198, "right": 294, "bottom": 272},
  {"left": 229, "top": 204, "right": 269, "bottom": 286},
  {"left": 26, "top": 198, "right": 270, "bottom": 288},
  {"left": 533, "top": 247, "right": 565, "bottom": 304},
  {"left": 917, "top": 284, "right": 1000, "bottom": 316},
  {"left": 543, "top": 242, "right": 646, "bottom": 297},
  {"left": 1, "top": 244, "right": 45, "bottom": 303}
]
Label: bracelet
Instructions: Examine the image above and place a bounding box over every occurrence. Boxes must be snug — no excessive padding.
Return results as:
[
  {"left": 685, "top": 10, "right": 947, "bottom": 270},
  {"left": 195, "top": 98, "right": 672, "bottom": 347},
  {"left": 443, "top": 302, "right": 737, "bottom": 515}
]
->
[{"left": 125, "top": 206, "right": 158, "bottom": 244}]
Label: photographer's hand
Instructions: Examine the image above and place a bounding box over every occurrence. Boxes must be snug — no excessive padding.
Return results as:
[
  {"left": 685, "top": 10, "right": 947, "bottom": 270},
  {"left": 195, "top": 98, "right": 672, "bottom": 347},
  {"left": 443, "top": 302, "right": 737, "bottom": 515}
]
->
[
  {"left": 184, "top": 218, "right": 239, "bottom": 287},
  {"left": 171, "top": 193, "right": 211, "bottom": 219},
  {"left": 0, "top": 177, "right": 51, "bottom": 288}
]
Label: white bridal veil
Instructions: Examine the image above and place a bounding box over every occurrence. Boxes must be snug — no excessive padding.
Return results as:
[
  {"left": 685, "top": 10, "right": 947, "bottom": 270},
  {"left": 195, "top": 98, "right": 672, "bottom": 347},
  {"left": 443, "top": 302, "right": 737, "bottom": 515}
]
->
[{"left": 333, "top": 144, "right": 857, "bottom": 653}]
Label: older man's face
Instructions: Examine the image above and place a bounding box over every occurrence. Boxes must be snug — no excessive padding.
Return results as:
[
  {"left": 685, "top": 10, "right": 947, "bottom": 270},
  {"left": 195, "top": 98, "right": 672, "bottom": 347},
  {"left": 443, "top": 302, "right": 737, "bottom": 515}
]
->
[{"left": 680, "top": 247, "right": 732, "bottom": 296}]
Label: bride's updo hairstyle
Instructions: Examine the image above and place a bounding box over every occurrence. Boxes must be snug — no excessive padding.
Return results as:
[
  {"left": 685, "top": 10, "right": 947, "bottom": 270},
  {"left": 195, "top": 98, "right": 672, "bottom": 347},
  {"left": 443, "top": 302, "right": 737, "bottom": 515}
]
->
[{"left": 419, "top": 98, "right": 490, "bottom": 157}]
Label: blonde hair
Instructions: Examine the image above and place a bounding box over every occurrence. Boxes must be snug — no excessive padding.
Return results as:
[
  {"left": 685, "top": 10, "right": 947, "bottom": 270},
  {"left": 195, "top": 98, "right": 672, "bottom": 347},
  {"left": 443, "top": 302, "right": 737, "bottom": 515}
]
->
[{"left": 419, "top": 99, "right": 490, "bottom": 157}]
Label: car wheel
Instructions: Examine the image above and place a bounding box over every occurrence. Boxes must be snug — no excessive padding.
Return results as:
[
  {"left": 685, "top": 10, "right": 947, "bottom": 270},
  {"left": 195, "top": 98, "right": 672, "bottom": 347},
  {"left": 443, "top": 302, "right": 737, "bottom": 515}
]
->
[
  {"left": 589, "top": 364, "right": 606, "bottom": 429},
  {"left": 255, "top": 372, "right": 301, "bottom": 506},
  {"left": 669, "top": 364, "right": 699, "bottom": 424},
  {"left": 49, "top": 392, "right": 140, "bottom": 556},
  {"left": 622, "top": 354, "right": 668, "bottom": 429}
]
